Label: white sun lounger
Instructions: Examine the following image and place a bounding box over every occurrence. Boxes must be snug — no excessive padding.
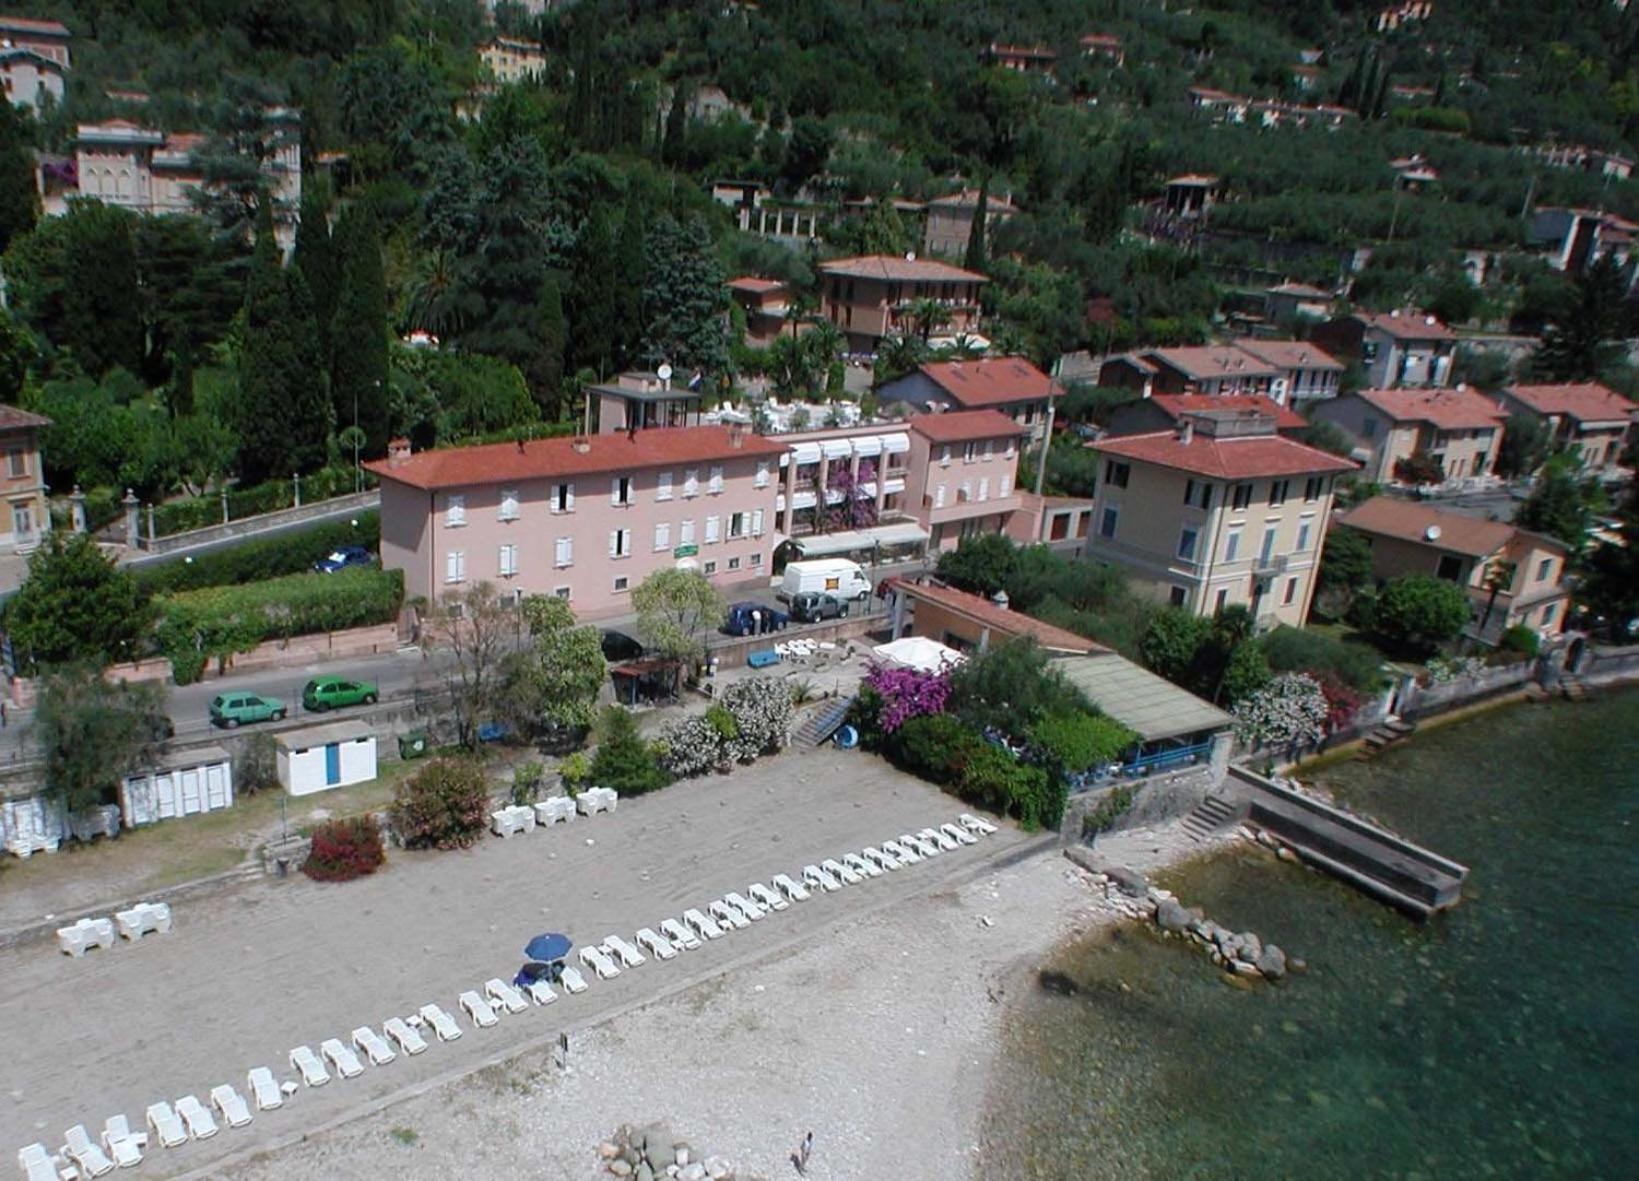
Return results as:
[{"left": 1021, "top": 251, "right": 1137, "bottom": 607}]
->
[
  {"left": 523, "top": 977, "right": 557, "bottom": 1004},
  {"left": 247, "top": 1066, "right": 284, "bottom": 1110},
  {"left": 419, "top": 1003, "right": 462, "bottom": 1042},
  {"left": 901, "top": 832, "right": 939, "bottom": 857},
  {"left": 63, "top": 1125, "right": 115, "bottom": 1177},
  {"left": 485, "top": 977, "right": 529, "bottom": 1014},
  {"left": 578, "top": 946, "right": 621, "bottom": 978},
  {"left": 772, "top": 872, "right": 811, "bottom": 901},
  {"left": 960, "top": 812, "right": 999, "bottom": 836},
  {"left": 748, "top": 881, "right": 788, "bottom": 911},
  {"left": 723, "top": 891, "right": 766, "bottom": 920},
  {"left": 602, "top": 934, "right": 647, "bottom": 966},
  {"left": 18, "top": 1144, "right": 57, "bottom": 1181},
  {"left": 635, "top": 927, "right": 678, "bottom": 960},
  {"left": 320, "top": 1038, "right": 364, "bottom": 1079},
  {"left": 821, "top": 857, "right": 862, "bottom": 885},
  {"left": 920, "top": 826, "right": 959, "bottom": 851},
  {"left": 209, "top": 1085, "right": 252, "bottom": 1129},
  {"left": 940, "top": 821, "right": 979, "bottom": 846},
  {"left": 559, "top": 965, "right": 588, "bottom": 993},
  {"left": 843, "top": 852, "right": 882, "bottom": 878},
  {"left": 863, "top": 846, "right": 901, "bottom": 872},
  {"left": 883, "top": 837, "right": 921, "bottom": 864},
  {"left": 101, "top": 1115, "right": 145, "bottom": 1168},
  {"left": 802, "top": 864, "right": 841, "bottom": 892},
  {"left": 144, "top": 1103, "right": 186, "bottom": 1149},
  {"left": 682, "top": 908, "right": 725, "bottom": 940},
  {"left": 459, "top": 990, "right": 499, "bottom": 1028},
  {"left": 352, "top": 1025, "right": 397, "bottom": 1066},
  {"left": 289, "top": 1045, "right": 329, "bottom": 1087},
  {"left": 709, "top": 899, "right": 751, "bottom": 929},
  {"left": 660, "top": 917, "right": 702, "bottom": 950},
  {"left": 383, "top": 1018, "right": 428, "bottom": 1056},
  {"left": 174, "top": 1095, "right": 217, "bottom": 1140}
]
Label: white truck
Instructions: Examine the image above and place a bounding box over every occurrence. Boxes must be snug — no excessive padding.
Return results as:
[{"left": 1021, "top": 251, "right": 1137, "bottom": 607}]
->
[{"left": 778, "top": 558, "right": 872, "bottom": 603}]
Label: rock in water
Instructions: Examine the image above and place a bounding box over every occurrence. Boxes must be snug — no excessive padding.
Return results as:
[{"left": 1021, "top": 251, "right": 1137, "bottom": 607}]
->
[
  {"left": 635, "top": 1165, "right": 655, "bottom": 1181},
  {"left": 1236, "top": 931, "right": 1262, "bottom": 962},
  {"left": 1106, "top": 865, "right": 1150, "bottom": 897},
  {"left": 1259, "top": 944, "right": 1289, "bottom": 980},
  {"left": 679, "top": 1163, "right": 708, "bottom": 1181},
  {"left": 1156, "top": 897, "right": 1191, "bottom": 933},
  {"left": 609, "top": 1161, "right": 633, "bottom": 1178}
]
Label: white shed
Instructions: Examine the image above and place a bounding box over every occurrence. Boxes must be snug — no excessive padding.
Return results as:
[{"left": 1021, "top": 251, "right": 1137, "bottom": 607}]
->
[
  {"left": 276, "top": 720, "right": 377, "bottom": 796},
  {"left": 120, "top": 745, "right": 235, "bottom": 828}
]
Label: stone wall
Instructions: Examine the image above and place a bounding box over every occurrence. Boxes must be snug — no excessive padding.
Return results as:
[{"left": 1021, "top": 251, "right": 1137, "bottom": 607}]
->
[
  {"left": 1575, "top": 639, "right": 1639, "bottom": 685},
  {"left": 134, "top": 489, "right": 380, "bottom": 555},
  {"left": 1061, "top": 763, "right": 1220, "bottom": 844},
  {"left": 704, "top": 615, "right": 880, "bottom": 670}
]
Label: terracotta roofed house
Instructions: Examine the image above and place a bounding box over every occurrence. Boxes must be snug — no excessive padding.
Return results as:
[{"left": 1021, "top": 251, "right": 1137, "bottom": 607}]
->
[
  {"left": 1100, "top": 345, "right": 1277, "bottom": 398},
  {"left": 1310, "top": 386, "right": 1507, "bottom": 484},
  {"left": 1080, "top": 33, "right": 1124, "bottom": 66},
  {"left": 902, "top": 410, "right": 1028, "bottom": 551},
  {"left": 1106, "top": 394, "right": 1308, "bottom": 439},
  {"left": 983, "top": 43, "right": 1057, "bottom": 75},
  {"left": 1313, "top": 309, "right": 1457, "bottom": 388},
  {"left": 1265, "top": 281, "right": 1333, "bottom": 322},
  {"left": 819, "top": 254, "right": 986, "bottom": 353},
  {"left": 1232, "top": 338, "right": 1345, "bottom": 405},
  {"left": 365, "top": 425, "right": 786, "bottom": 615},
  {"left": 1337, "top": 496, "right": 1571, "bottom": 641},
  {"left": 726, "top": 276, "right": 795, "bottom": 347},
  {"left": 0, "top": 14, "right": 69, "bottom": 115},
  {"left": 885, "top": 576, "right": 1102, "bottom": 655},
  {"left": 1087, "top": 412, "right": 1356, "bottom": 627},
  {"left": 1496, "top": 382, "right": 1637, "bottom": 474},
  {"left": 876, "top": 356, "right": 1057, "bottom": 440},
  {"left": 922, "top": 187, "right": 1018, "bottom": 259}
]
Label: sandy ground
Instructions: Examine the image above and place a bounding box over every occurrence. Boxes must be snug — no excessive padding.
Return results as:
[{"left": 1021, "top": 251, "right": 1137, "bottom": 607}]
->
[{"left": 0, "top": 748, "right": 1042, "bottom": 1177}]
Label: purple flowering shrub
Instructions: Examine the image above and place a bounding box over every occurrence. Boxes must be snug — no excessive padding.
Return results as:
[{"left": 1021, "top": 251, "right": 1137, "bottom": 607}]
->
[{"left": 861, "top": 661, "right": 953, "bottom": 733}]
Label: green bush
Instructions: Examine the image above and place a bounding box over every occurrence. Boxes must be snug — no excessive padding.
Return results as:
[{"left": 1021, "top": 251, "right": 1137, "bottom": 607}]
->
[
  {"left": 1372, "top": 575, "right": 1471, "bottom": 656},
  {"left": 1082, "top": 782, "right": 1138, "bottom": 838},
  {"left": 959, "top": 744, "right": 1055, "bottom": 829},
  {"left": 885, "top": 713, "right": 986, "bottom": 785},
  {"left": 1029, "top": 711, "right": 1135, "bottom": 773},
  {"left": 1261, "top": 626, "right": 1385, "bottom": 691},
  {"left": 391, "top": 758, "right": 490, "bottom": 850},
  {"left": 135, "top": 512, "right": 381, "bottom": 595},
  {"left": 1498, "top": 624, "right": 1541, "bottom": 658},
  {"left": 589, "top": 706, "right": 671, "bottom": 796}
]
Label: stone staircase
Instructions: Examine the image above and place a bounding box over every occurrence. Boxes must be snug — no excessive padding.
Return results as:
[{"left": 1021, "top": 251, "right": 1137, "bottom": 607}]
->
[
  {"left": 1359, "top": 717, "right": 1416, "bottom": 758},
  {"left": 1181, "top": 792, "right": 1245, "bottom": 843},
  {"left": 1559, "top": 674, "right": 1589, "bottom": 701},
  {"left": 795, "top": 696, "right": 856, "bottom": 748}
]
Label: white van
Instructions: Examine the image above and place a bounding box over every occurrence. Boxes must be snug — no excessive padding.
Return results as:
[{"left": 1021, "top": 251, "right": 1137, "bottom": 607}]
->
[{"left": 779, "top": 558, "right": 872, "bottom": 603}]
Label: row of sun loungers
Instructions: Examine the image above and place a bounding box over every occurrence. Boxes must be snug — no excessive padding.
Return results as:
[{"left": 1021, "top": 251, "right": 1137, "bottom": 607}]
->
[
  {"left": 491, "top": 789, "right": 620, "bottom": 837},
  {"left": 56, "top": 902, "right": 174, "bottom": 957}
]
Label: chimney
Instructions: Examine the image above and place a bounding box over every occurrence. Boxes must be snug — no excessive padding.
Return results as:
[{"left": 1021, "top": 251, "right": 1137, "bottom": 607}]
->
[
  {"left": 387, "top": 437, "right": 411, "bottom": 465},
  {"left": 729, "top": 423, "right": 747, "bottom": 449},
  {"left": 572, "top": 435, "right": 592, "bottom": 454},
  {"left": 990, "top": 589, "right": 1010, "bottom": 611},
  {"left": 1177, "top": 418, "right": 1195, "bottom": 445}
]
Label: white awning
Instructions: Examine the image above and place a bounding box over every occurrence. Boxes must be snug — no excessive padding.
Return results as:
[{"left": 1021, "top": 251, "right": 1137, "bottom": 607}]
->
[
  {"left": 881, "top": 432, "right": 910, "bottom": 455},
  {"left": 791, "top": 489, "right": 817, "bottom": 510},
  {"left": 821, "top": 438, "right": 853, "bottom": 459},
  {"left": 791, "top": 521, "right": 929, "bottom": 558},
  {"left": 824, "top": 487, "right": 845, "bottom": 505},
  {"left": 859, "top": 481, "right": 878, "bottom": 497},
  {"left": 872, "top": 636, "right": 967, "bottom": 673},
  {"left": 851, "top": 435, "right": 883, "bottom": 458},
  {"left": 790, "top": 442, "right": 822, "bottom": 465}
]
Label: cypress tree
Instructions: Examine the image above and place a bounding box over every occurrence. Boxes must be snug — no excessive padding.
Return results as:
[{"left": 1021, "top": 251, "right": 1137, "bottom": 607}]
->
[
  {"left": 293, "top": 187, "right": 337, "bottom": 356},
  {"left": 964, "top": 174, "right": 990, "bottom": 272},
  {"left": 613, "top": 194, "right": 647, "bottom": 368},
  {"left": 330, "top": 203, "right": 391, "bottom": 456},
  {"left": 569, "top": 209, "right": 620, "bottom": 377},
  {"left": 62, "top": 201, "right": 142, "bottom": 377},
  {"left": 662, "top": 85, "right": 689, "bottom": 167},
  {"left": 535, "top": 273, "right": 568, "bottom": 418},
  {"left": 0, "top": 100, "right": 38, "bottom": 253}
]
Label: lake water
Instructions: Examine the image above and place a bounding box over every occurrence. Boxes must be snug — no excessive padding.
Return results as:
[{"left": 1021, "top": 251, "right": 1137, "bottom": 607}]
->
[{"left": 980, "top": 692, "right": 1638, "bottom": 1179}]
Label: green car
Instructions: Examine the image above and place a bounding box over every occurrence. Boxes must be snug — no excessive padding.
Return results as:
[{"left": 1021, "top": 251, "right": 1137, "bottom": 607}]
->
[
  {"left": 301, "top": 675, "right": 379, "bottom": 712},
  {"left": 209, "top": 692, "right": 286, "bottom": 728}
]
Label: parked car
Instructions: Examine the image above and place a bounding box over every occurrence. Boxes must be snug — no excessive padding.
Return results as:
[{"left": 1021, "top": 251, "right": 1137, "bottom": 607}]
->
[
  {"left": 301, "top": 675, "right": 378, "bottom": 711},
  {"left": 600, "top": 630, "right": 645, "bottom": 663},
  {"left": 209, "top": 692, "right": 286, "bottom": 728},
  {"left": 313, "top": 546, "right": 375, "bottom": 574},
  {"left": 722, "top": 601, "right": 789, "bottom": 636},
  {"left": 790, "top": 591, "right": 850, "bottom": 624}
]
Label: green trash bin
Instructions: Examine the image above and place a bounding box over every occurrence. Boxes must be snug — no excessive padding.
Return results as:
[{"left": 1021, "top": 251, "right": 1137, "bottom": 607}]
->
[{"left": 398, "top": 730, "right": 429, "bottom": 760}]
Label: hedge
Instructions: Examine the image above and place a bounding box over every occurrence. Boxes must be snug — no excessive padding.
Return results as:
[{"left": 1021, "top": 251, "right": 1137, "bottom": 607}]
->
[
  {"left": 136, "top": 512, "right": 381, "bottom": 595},
  {"left": 1260, "top": 625, "right": 1385, "bottom": 692}
]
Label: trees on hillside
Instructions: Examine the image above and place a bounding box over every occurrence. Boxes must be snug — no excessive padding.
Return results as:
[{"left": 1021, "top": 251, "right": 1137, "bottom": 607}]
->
[
  {"left": 0, "top": 99, "right": 37, "bottom": 253},
  {"left": 1534, "top": 255, "right": 1628, "bottom": 383},
  {"left": 640, "top": 215, "right": 728, "bottom": 376}
]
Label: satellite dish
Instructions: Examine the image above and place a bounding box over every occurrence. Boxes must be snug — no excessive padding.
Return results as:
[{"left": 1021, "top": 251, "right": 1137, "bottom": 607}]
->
[
  {"left": 657, "top": 363, "right": 674, "bottom": 382},
  {"left": 1424, "top": 525, "right": 1442, "bottom": 541}
]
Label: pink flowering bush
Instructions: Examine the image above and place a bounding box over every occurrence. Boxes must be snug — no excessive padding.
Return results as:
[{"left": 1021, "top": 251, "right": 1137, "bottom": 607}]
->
[{"left": 861, "top": 661, "right": 953, "bottom": 733}]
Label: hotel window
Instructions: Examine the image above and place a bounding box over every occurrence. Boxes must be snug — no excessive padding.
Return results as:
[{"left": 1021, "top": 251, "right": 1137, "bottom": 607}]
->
[
  {"left": 1183, "top": 478, "right": 1212, "bottom": 509},
  {"left": 611, "top": 475, "right": 634, "bottom": 506},
  {"left": 1260, "top": 527, "right": 1277, "bottom": 563},
  {"left": 554, "top": 537, "right": 573, "bottom": 567},
  {"left": 940, "top": 446, "right": 952, "bottom": 467},
  {"left": 705, "top": 515, "right": 721, "bottom": 544},
  {"left": 963, "top": 442, "right": 979, "bottom": 462},
  {"left": 978, "top": 477, "right": 990, "bottom": 501},
  {"left": 680, "top": 519, "right": 696, "bottom": 545},
  {"left": 1361, "top": 417, "right": 1378, "bottom": 440},
  {"left": 1536, "top": 558, "right": 1552, "bottom": 582},
  {"left": 935, "top": 484, "right": 947, "bottom": 508},
  {"left": 683, "top": 468, "right": 700, "bottom": 497},
  {"left": 1540, "top": 603, "right": 1557, "bottom": 627},
  {"left": 498, "top": 543, "right": 519, "bottom": 577},
  {"left": 1000, "top": 474, "right": 1012, "bottom": 496},
  {"left": 554, "top": 585, "right": 571, "bottom": 600},
  {"left": 613, "top": 575, "right": 629, "bottom": 592},
  {"left": 1283, "top": 577, "right": 1299, "bottom": 605},
  {"left": 1303, "top": 476, "right": 1322, "bottom": 501},
  {"left": 552, "top": 482, "right": 575, "bottom": 513},
  {"left": 1178, "top": 528, "right": 1199, "bottom": 561},
  {"left": 1215, "top": 588, "right": 1229, "bottom": 614},
  {"left": 1231, "top": 483, "right": 1252, "bottom": 510},
  {"left": 656, "top": 471, "right": 674, "bottom": 501},
  {"left": 729, "top": 512, "right": 746, "bottom": 539},
  {"left": 1224, "top": 529, "right": 1241, "bottom": 561},
  {"left": 444, "top": 494, "right": 466, "bottom": 527},
  {"left": 1005, "top": 438, "right": 1016, "bottom": 458},
  {"left": 610, "top": 528, "right": 632, "bottom": 557},
  {"left": 750, "top": 552, "right": 763, "bottom": 567},
  {"left": 751, "top": 508, "right": 764, "bottom": 536},
  {"left": 728, "top": 556, "right": 741, "bottom": 570},
  {"left": 708, "top": 465, "right": 724, "bottom": 494},
  {"left": 754, "top": 461, "right": 770, "bottom": 489},
  {"left": 7, "top": 448, "right": 26, "bottom": 477},
  {"left": 1268, "top": 479, "right": 1289, "bottom": 507},
  {"left": 498, "top": 489, "right": 520, "bottom": 521},
  {"left": 1296, "top": 518, "right": 1313, "bottom": 552},
  {"left": 704, "top": 560, "right": 717, "bottom": 575},
  {"left": 1104, "top": 460, "right": 1130, "bottom": 488},
  {"left": 1169, "top": 586, "right": 1187, "bottom": 607},
  {"left": 1099, "top": 506, "right": 1119, "bottom": 539},
  {"left": 444, "top": 550, "right": 465, "bottom": 583},
  {"left": 654, "top": 522, "right": 671, "bottom": 551},
  {"left": 983, "top": 440, "right": 994, "bottom": 460}
]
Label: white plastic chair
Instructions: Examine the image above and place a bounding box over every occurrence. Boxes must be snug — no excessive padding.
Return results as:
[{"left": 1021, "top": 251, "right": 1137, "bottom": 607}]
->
[
  {"left": 660, "top": 918, "right": 702, "bottom": 950},
  {"left": 383, "top": 1018, "right": 427, "bottom": 1056},
  {"left": 247, "top": 1067, "right": 284, "bottom": 1110}
]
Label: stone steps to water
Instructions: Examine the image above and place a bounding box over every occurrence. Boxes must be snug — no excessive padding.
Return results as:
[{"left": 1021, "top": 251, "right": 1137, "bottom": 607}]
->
[
  {"left": 1181, "top": 793, "right": 1243, "bottom": 843},
  {"left": 1560, "top": 676, "right": 1588, "bottom": 701},
  {"left": 796, "top": 696, "right": 855, "bottom": 748},
  {"left": 1358, "top": 718, "right": 1416, "bottom": 759}
]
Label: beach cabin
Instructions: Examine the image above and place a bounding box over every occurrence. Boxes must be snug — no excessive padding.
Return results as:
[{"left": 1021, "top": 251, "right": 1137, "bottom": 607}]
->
[
  {"left": 119, "top": 745, "right": 235, "bottom": 827},
  {"left": 276, "top": 720, "right": 377, "bottom": 796}
]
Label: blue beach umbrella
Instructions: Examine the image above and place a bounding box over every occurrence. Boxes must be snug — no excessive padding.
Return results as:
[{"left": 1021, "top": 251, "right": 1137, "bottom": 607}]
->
[{"left": 525, "top": 933, "right": 572, "bottom": 962}]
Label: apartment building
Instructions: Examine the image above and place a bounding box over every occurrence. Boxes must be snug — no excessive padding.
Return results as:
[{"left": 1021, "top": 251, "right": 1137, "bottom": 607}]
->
[
  {"left": 1313, "top": 309, "right": 1456, "bottom": 388},
  {"left": 1086, "top": 412, "right": 1356, "bottom": 628},
  {"left": 366, "top": 426, "right": 786, "bottom": 616},
  {"left": 727, "top": 276, "right": 798, "bottom": 346},
  {"left": 1496, "top": 382, "right": 1636, "bottom": 473},
  {"left": 479, "top": 38, "right": 547, "bottom": 84},
  {"left": 0, "top": 403, "right": 50, "bottom": 553},
  {"left": 1338, "top": 496, "right": 1570, "bottom": 640},
  {"left": 0, "top": 14, "right": 68, "bottom": 115},
  {"left": 773, "top": 424, "right": 914, "bottom": 543},
  {"left": 1310, "top": 386, "right": 1507, "bottom": 484},
  {"left": 818, "top": 255, "right": 986, "bottom": 353},
  {"left": 1106, "top": 394, "right": 1308, "bottom": 439},
  {"left": 902, "top": 411, "right": 1028, "bottom": 552},
  {"left": 1101, "top": 345, "right": 1276, "bottom": 398},
  {"left": 1233, "top": 339, "right": 1344, "bottom": 405},
  {"left": 876, "top": 356, "right": 1056, "bottom": 440},
  {"left": 922, "top": 188, "right": 1017, "bottom": 259}
]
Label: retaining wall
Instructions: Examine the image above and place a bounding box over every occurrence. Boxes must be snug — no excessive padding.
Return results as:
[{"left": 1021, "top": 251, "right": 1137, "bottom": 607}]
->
[{"left": 705, "top": 615, "right": 880, "bottom": 670}]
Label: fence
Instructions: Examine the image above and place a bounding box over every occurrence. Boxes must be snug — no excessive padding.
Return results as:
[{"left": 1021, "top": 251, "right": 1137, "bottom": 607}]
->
[{"left": 129, "top": 490, "right": 380, "bottom": 557}]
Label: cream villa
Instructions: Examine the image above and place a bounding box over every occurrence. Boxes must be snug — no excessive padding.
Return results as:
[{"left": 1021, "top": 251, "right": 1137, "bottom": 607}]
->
[{"left": 1310, "top": 386, "right": 1507, "bottom": 484}]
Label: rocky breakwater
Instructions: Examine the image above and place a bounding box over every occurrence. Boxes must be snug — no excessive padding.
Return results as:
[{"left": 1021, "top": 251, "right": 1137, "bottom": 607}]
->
[{"left": 598, "top": 1123, "right": 758, "bottom": 1181}]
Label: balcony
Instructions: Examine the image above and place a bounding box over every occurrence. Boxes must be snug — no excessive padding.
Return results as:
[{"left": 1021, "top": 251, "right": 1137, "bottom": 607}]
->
[
  {"left": 921, "top": 492, "right": 1023, "bottom": 525},
  {"left": 1252, "top": 552, "right": 1290, "bottom": 577}
]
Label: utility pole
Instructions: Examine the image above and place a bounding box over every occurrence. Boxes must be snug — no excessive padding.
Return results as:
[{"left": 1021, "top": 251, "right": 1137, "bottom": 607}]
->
[{"left": 1034, "top": 385, "right": 1058, "bottom": 541}]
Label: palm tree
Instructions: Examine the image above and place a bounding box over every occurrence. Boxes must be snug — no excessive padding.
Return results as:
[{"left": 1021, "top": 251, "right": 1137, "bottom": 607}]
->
[
  {"left": 785, "top": 289, "right": 819, "bottom": 339},
  {"left": 1478, "top": 559, "right": 1517, "bottom": 637},
  {"left": 404, "top": 250, "right": 478, "bottom": 340},
  {"left": 908, "top": 298, "right": 953, "bottom": 344}
]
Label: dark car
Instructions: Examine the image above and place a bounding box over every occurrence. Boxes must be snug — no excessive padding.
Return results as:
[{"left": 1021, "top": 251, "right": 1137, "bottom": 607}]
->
[
  {"left": 313, "top": 545, "right": 375, "bottom": 574},
  {"left": 722, "top": 601, "right": 789, "bottom": 637},
  {"left": 790, "top": 591, "right": 849, "bottom": 624},
  {"left": 600, "top": 630, "right": 645, "bottom": 663}
]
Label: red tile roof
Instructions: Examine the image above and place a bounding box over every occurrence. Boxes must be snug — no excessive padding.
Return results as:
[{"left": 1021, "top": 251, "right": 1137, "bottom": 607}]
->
[
  {"left": 1092, "top": 430, "right": 1356, "bottom": 480},
  {"left": 889, "top": 578, "right": 1103, "bottom": 655},
  {"left": 1338, "top": 497, "right": 1520, "bottom": 558},
  {"left": 727, "top": 276, "right": 784, "bottom": 294},
  {"left": 1149, "top": 394, "right": 1308, "bottom": 430},
  {"left": 1355, "top": 387, "right": 1507, "bottom": 431},
  {"left": 819, "top": 255, "right": 987, "bottom": 283},
  {"left": 1504, "top": 382, "right": 1638, "bottom": 425},
  {"left": 916, "top": 356, "right": 1055, "bottom": 407},
  {"left": 1233, "top": 339, "right": 1343, "bottom": 373},
  {"left": 0, "top": 16, "right": 69, "bottom": 35},
  {"left": 0, "top": 404, "right": 50, "bottom": 432},
  {"left": 365, "top": 425, "right": 786, "bottom": 492},
  {"left": 925, "top": 187, "right": 1019, "bottom": 213},
  {"left": 1350, "top": 309, "right": 1456, "bottom": 341},
  {"left": 908, "top": 409, "right": 1028, "bottom": 444},
  {"left": 1148, "top": 345, "right": 1277, "bottom": 381},
  {"left": 1269, "top": 281, "right": 1330, "bottom": 298}
]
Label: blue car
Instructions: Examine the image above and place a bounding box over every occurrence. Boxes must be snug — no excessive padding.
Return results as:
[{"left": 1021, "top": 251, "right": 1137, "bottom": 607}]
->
[
  {"left": 313, "top": 545, "right": 375, "bottom": 574},
  {"left": 723, "top": 601, "right": 788, "bottom": 636}
]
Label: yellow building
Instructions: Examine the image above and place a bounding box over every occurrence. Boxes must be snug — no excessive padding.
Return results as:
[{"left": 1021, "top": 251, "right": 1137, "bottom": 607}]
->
[
  {"left": 479, "top": 38, "right": 546, "bottom": 84},
  {"left": 1086, "top": 411, "right": 1356, "bottom": 627}
]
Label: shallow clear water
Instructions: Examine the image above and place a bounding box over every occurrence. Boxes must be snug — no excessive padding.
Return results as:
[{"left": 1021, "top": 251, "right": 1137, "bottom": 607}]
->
[{"left": 981, "top": 693, "right": 1639, "bottom": 1180}]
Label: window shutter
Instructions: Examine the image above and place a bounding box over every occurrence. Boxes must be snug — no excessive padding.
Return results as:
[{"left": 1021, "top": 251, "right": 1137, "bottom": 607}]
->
[
  {"left": 755, "top": 462, "right": 769, "bottom": 488},
  {"left": 609, "top": 530, "right": 619, "bottom": 556},
  {"left": 566, "top": 483, "right": 575, "bottom": 511},
  {"left": 655, "top": 522, "right": 670, "bottom": 551},
  {"left": 657, "top": 471, "right": 673, "bottom": 500},
  {"left": 705, "top": 516, "right": 721, "bottom": 544},
  {"left": 709, "top": 465, "right": 724, "bottom": 494},
  {"left": 681, "top": 519, "right": 695, "bottom": 545},
  {"left": 751, "top": 508, "right": 764, "bottom": 535},
  {"left": 999, "top": 475, "right": 1011, "bottom": 496},
  {"left": 610, "top": 476, "right": 621, "bottom": 505},
  {"left": 935, "top": 484, "right": 946, "bottom": 508},
  {"left": 978, "top": 477, "right": 989, "bottom": 501}
]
